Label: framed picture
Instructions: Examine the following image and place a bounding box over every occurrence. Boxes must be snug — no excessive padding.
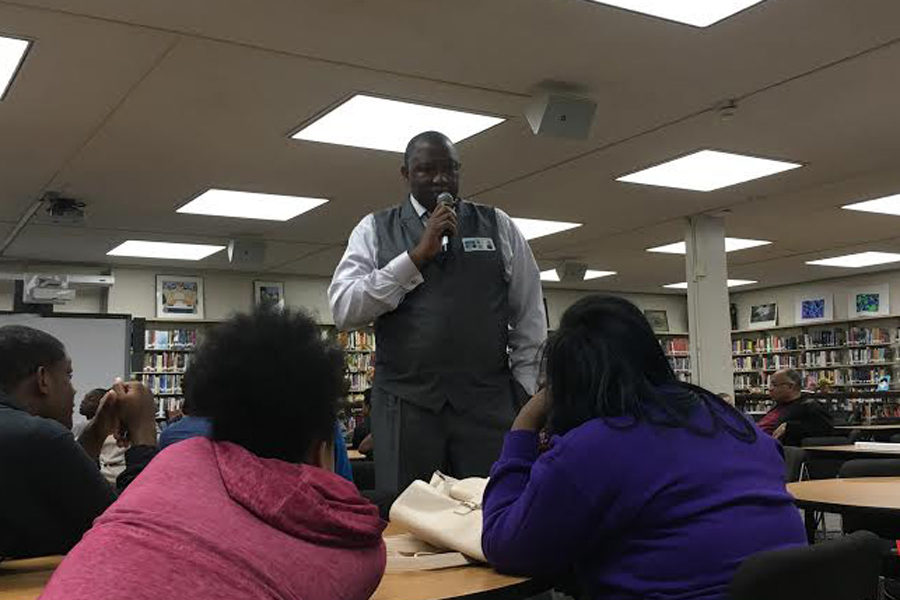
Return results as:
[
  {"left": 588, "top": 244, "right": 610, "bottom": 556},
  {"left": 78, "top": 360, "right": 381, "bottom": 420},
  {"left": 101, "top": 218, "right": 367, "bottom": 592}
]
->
[
  {"left": 643, "top": 309, "right": 669, "bottom": 332},
  {"left": 848, "top": 284, "right": 890, "bottom": 318},
  {"left": 156, "top": 275, "right": 204, "bottom": 320},
  {"left": 749, "top": 302, "right": 778, "bottom": 329},
  {"left": 795, "top": 293, "right": 833, "bottom": 324},
  {"left": 254, "top": 281, "right": 285, "bottom": 312}
]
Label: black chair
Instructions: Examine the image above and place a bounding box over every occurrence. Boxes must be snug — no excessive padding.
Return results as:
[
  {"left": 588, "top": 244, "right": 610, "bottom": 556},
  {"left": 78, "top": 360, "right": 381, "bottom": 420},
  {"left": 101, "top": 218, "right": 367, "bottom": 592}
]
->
[
  {"left": 730, "top": 531, "right": 884, "bottom": 600},
  {"left": 784, "top": 446, "right": 808, "bottom": 482},
  {"left": 802, "top": 436, "right": 852, "bottom": 480},
  {"left": 839, "top": 460, "right": 900, "bottom": 541},
  {"left": 351, "top": 459, "right": 376, "bottom": 491},
  {"left": 890, "top": 434, "right": 900, "bottom": 444}
]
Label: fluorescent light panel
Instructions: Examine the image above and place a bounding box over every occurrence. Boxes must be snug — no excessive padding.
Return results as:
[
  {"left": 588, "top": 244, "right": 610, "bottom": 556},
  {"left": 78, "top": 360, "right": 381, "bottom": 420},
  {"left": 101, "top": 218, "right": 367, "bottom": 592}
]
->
[
  {"left": 178, "top": 189, "right": 328, "bottom": 222},
  {"left": 512, "top": 218, "right": 582, "bottom": 241},
  {"left": 648, "top": 238, "right": 771, "bottom": 254},
  {"left": 806, "top": 252, "right": 900, "bottom": 269},
  {"left": 617, "top": 149, "right": 801, "bottom": 192},
  {"left": 586, "top": 0, "right": 767, "bottom": 27},
  {"left": 842, "top": 194, "right": 900, "bottom": 217},
  {"left": 540, "top": 269, "right": 560, "bottom": 282},
  {"left": 664, "top": 279, "right": 757, "bottom": 289},
  {"left": 0, "top": 35, "right": 29, "bottom": 99},
  {"left": 107, "top": 240, "right": 225, "bottom": 261},
  {"left": 584, "top": 270, "right": 617, "bottom": 280},
  {"left": 292, "top": 94, "right": 504, "bottom": 152}
]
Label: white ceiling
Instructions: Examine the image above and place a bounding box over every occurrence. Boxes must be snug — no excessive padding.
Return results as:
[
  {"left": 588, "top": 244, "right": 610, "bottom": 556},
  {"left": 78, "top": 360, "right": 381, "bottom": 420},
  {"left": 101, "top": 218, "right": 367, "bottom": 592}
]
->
[{"left": 2, "top": 0, "right": 900, "bottom": 293}]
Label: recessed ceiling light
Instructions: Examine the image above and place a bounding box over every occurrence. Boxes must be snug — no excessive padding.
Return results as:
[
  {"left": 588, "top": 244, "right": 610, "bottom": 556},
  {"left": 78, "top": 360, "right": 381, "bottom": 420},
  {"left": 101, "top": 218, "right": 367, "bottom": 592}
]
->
[
  {"left": 648, "top": 238, "right": 771, "bottom": 254},
  {"left": 291, "top": 94, "right": 504, "bottom": 153},
  {"left": 511, "top": 218, "right": 582, "bottom": 241},
  {"left": 617, "top": 149, "right": 801, "bottom": 192},
  {"left": 584, "top": 270, "right": 617, "bottom": 280},
  {"left": 540, "top": 269, "right": 560, "bottom": 282},
  {"left": 177, "top": 189, "right": 328, "bottom": 222},
  {"left": 586, "top": 0, "right": 767, "bottom": 27},
  {"left": 0, "top": 35, "right": 30, "bottom": 100},
  {"left": 107, "top": 240, "right": 225, "bottom": 261},
  {"left": 842, "top": 194, "right": 900, "bottom": 217},
  {"left": 663, "top": 279, "right": 757, "bottom": 289},
  {"left": 806, "top": 252, "right": 900, "bottom": 268}
]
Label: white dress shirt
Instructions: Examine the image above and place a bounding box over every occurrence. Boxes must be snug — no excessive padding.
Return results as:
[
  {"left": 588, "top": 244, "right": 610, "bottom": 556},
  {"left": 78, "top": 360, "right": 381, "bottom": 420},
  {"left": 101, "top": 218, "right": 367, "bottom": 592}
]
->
[{"left": 328, "top": 196, "right": 547, "bottom": 394}]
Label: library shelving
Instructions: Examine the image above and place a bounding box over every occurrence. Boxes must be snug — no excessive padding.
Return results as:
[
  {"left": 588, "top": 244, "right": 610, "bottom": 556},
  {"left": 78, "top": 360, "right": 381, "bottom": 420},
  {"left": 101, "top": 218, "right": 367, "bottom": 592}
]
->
[
  {"left": 731, "top": 319, "right": 900, "bottom": 418},
  {"left": 658, "top": 333, "right": 691, "bottom": 383}
]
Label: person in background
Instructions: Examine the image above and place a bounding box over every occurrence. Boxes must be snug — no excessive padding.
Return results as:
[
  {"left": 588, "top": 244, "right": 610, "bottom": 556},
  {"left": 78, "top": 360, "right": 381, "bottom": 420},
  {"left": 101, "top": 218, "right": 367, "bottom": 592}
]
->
[
  {"left": 78, "top": 387, "right": 127, "bottom": 486},
  {"left": 481, "top": 296, "right": 806, "bottom": 600},
  {"left": 41, "top": 309, "right": 386, "bottom": 600},
  {"left": 759, "top": 368, "right": 834, "bottom": 446},
  {"left": 717, "top": 392, "right": 734, "bottom": 406},
  {"left": 352, "top": 388, "right": 374, "bottom": 457},
  {"left": 329, "top": 130, "right": 546, "bottom": 496},
  {"left": 0, "top": 325, "right": 157, "bottom": 559}
]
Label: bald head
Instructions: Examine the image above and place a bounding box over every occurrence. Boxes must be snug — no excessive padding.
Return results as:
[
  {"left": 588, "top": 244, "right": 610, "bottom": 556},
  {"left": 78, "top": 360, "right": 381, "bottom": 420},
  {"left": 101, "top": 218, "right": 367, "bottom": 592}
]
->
[{"left": 769, "top": 368, "right": 802, "bottom": 405}]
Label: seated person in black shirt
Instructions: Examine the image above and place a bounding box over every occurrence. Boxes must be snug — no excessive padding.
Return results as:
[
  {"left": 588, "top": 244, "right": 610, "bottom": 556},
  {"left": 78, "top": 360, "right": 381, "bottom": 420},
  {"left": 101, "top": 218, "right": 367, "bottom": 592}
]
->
[
  {"left": 0, "top": 325, "right": 158, "bottom": 559},
  {"left": 352, "top": 389, "right": 373, "bottom": 457}
]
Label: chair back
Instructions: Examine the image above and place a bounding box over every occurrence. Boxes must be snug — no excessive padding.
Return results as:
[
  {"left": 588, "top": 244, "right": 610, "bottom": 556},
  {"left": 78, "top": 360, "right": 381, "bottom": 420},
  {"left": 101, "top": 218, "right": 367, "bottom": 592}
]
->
[
  {"left": 839, "top": 459, "right": 900, "bottom": 539},
  {"left": 783, "top": 446, "right": 807, "bottom": 482},
  {"left": 801, "top": 436, "right": 852, "bottom": 479},
  {"left": 730, "top": 531, "right": 883, "bottom": 600},
  {"left": 801, "top": 436, "right": 851, "bottom": 447}
]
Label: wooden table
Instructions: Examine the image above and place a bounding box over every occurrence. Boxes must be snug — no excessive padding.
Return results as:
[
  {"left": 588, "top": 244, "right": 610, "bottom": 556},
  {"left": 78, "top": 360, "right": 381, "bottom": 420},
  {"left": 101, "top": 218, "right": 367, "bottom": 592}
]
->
[
  {"left": 788, "top": 477, "right": 900, "bottom": 516},
  {"left": 836, "top": 425, "right": 900, "bottom": 431},
  {"left": 802, "top": 444, "right": 900, "bottom": 459},
  {"left": 0, "top": 524, "right": 544, "bottom": 600},
  {"left": 348, "top": 449, "right": 366, "bottom": 461}
]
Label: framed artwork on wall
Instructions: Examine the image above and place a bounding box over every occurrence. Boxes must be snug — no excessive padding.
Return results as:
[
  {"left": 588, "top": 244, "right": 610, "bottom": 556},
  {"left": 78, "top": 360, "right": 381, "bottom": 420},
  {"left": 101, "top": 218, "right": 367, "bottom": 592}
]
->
[
  {"left": 795, "top": 292, "right": 833, "bottom": 324},
  {"left": 644, "top": 309, "right": 670, "bottom": 332},
  {"left": 848, "top": 284, "right": 890, "bottom": 318},
  {"left": 749, "top": 302, "right": 778, "bottom": 329},
  {"left": 156, "top": 275, "right": 204, "bottom": 320},
  {"left": 254, "top": 281, "right": 285, "bottom": 312}
]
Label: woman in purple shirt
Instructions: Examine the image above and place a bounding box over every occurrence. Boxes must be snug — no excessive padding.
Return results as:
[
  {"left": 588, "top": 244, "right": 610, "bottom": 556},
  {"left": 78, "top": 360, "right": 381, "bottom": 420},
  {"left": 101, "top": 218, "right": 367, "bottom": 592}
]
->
[{"left": 482, "top": 295, "right": 806, "bottom": 600}]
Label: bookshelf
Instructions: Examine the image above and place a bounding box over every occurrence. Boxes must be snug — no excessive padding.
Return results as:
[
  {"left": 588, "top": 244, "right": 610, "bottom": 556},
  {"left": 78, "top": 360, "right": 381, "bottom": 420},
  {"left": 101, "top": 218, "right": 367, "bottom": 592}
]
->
[
  {"left": 135, "top": 322, "right": 208, "bottom": 421},
  {"left": 731, "top": 319, "right": 900, "bottom": 417},
  {"left": 658, "top": 333, "right": 691, "bottom": 383}
]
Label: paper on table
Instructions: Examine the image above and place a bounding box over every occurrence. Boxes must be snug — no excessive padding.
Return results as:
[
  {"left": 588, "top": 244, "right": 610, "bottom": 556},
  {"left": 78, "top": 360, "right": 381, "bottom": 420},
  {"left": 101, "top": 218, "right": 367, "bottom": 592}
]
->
[{"left": 385, "top": 533, "right": 475, "bottom": 572}]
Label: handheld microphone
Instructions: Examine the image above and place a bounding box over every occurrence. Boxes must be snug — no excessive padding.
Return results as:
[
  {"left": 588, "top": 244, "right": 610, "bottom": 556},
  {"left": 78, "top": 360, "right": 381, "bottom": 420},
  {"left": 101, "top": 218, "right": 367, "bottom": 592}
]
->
[{"left": 437, "top": 192, "right": 456, "bottom": 253}]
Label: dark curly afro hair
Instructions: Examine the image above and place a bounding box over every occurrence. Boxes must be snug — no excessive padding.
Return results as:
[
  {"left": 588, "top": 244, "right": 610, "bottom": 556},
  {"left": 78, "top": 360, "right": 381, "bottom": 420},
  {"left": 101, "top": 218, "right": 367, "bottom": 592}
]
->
[{"left": 183, "top": 308, "right": 344, "bottom": 463}]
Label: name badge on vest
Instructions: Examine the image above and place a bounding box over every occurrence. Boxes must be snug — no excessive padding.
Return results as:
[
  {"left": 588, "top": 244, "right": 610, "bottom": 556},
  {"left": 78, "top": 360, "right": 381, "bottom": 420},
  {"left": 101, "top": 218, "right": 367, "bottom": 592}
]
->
[{"left": 462, "top": 237, "right": 496, "bottom": 252}]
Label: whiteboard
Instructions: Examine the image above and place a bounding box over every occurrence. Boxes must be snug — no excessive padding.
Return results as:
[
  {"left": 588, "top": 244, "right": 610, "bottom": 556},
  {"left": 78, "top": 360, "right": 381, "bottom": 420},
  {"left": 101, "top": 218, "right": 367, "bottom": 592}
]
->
[{"left": 0, "top": 313, "right": 130, "bottom": 430}]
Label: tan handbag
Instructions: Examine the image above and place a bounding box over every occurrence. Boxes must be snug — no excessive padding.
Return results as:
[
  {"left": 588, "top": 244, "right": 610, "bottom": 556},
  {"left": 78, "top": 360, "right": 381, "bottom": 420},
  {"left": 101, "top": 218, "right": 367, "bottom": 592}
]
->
[{"left": 389, "top": 471, "right": 488, "bottom": 563}]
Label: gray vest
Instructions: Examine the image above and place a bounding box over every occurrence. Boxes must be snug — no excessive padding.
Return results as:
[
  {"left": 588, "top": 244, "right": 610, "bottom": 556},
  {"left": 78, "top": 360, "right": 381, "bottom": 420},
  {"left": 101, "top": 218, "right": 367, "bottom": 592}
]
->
[{"left": 372, "top": 199, "right": 514, "bottom": 414}]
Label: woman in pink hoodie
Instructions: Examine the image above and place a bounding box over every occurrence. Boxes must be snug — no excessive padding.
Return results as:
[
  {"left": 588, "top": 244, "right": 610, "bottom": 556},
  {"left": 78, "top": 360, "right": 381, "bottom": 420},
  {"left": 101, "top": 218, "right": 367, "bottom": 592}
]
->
[{"left": 41, "top": 309, "right": 386, "bottom": 600}]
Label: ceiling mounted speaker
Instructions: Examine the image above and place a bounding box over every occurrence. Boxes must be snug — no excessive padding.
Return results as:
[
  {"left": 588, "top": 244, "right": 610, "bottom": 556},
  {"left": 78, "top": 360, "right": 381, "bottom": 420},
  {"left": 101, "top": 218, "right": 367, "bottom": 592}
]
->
[
  {"left": 525, "top": 94, "right": 596, "bottom": 140},
  {"left": 227, "top": 239, "right": 265, "bottom": 267},
  {"left": 558, "top": 261, "right": 588, "bottom": 282}
]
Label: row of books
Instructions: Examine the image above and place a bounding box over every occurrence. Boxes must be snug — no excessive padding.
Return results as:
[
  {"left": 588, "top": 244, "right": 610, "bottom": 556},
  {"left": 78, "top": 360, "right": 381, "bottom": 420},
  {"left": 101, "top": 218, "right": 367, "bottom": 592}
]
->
[
  {"left": 733, "top": 355, "right": 799, "bottom": 371},
  {"left": 848, "top": 347, "right": 892, "bottom": 364},
  {"left": 154, "top": 397, "right": 185, "bottom": 420},
  {"left": 733, "top": 335, "right": 801, "bottom": 354},
  {"left": 141, "top": 352, "right": 192, "bottom": 372},
  {"left": 738, "top": 400, "right": 774, "bottom": 414},
  {"left": 346, "top": 372, "right": 369, "bottom": 393},
  {"left": 661, "top": 338, "right": 689, "bottom": 355},
  {"left": 139, "top": 373, "right": 184, "bottom": 395},
  {"left": 346, "top": 352, "right": 373, "bottom": 372},
  {"left": 848, "top": 326, "right": 893, "bottom": 346},
  {"left": 145, "top": 329, "right": 198, "bottom": 350},
  {"left": 803, "top": 350, "right": 844, "bottom": 367},
  {"left": 338, "top": 330, "right": 376, "bottom": 352},
  {"left": 668, "top": 356, "right": 690, "bottom": 372},
  {"left": 803, "top": 329, "right": 847, "bottom": 348},
  {"left": 847, "top": 367, "right": 891, "bottom": 384}
]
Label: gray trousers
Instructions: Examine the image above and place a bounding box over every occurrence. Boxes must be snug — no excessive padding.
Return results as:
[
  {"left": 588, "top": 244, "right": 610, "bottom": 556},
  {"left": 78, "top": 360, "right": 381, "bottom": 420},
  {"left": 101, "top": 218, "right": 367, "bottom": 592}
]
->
[{"left": 371, "top": 388, "right": 516, "bottom": 496}]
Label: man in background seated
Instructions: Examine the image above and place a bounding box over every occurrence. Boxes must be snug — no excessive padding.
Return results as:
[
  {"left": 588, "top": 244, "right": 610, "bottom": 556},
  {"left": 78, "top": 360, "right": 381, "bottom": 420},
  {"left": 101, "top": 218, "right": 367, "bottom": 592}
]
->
[
  {"left": 158, "top": 397, "right": 212, "bottom": 450},
  {"left": 78, "top": 387, "right": 127, "bottom": 486},
  {"left": 0, "top": 325, "right": 158, "bottom": 559},
  {"left": 758, "top": 368, "right": 834, "bottom": 446},
  {"left": 41, "top": 309, "right": 386, "bottom": 600}
]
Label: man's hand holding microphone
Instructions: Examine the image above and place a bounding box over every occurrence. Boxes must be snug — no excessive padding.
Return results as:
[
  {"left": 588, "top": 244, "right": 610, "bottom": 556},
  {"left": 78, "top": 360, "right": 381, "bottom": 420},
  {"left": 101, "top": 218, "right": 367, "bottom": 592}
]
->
[{"left": 409, "top": 192, "right": 458, "bottom": 270}]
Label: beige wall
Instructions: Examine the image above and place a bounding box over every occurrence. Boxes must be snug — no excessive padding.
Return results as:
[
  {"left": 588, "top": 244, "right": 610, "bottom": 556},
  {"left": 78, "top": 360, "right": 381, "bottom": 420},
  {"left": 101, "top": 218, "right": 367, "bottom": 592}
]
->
[{"left": 543, "top": 288, "right": 689, "bottom": 332}]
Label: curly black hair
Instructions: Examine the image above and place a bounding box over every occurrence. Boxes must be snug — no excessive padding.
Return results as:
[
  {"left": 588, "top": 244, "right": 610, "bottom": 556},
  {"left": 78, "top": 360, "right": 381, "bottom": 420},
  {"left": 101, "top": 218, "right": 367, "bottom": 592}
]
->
[{"left": 182, "top": 308, "right": 344, "bottom": 463}]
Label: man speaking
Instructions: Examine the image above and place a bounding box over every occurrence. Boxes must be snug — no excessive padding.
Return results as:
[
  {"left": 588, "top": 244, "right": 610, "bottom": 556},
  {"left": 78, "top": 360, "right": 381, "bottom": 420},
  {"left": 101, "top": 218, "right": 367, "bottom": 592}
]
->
[{"left": 329, "top": 130, "right": 546, "bottom": 495}]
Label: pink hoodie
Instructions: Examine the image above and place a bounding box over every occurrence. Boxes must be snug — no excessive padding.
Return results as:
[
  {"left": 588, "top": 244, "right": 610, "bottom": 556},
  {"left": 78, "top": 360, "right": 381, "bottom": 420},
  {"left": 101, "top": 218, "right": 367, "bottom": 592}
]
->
[{"left": 41, "top": 437, "right": 386, "bottom": 600}]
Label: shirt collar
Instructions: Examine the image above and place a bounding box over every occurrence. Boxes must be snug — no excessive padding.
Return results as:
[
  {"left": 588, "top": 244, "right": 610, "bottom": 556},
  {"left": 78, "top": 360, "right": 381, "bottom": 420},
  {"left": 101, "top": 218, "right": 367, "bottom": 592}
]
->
[
  {"left": 0, "top": 389, "right": 25, "bottom": 412},
  {"left": 408, "top": 194, "right": 428, "bottom": 218}
]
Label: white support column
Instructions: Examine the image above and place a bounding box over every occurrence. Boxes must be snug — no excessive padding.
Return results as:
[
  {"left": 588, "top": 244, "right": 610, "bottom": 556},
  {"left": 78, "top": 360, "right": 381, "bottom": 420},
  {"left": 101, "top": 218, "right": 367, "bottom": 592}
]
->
[{"left": 685, "top": 215, "right": 734, "bottom": 395}]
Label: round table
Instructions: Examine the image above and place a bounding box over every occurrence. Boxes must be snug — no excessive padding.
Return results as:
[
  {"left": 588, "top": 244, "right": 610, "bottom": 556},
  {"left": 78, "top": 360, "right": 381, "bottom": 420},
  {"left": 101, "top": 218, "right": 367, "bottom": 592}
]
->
[
  {"left": 0, "top": 525, "right": 544, "bottom": 600},
  {"left": 787, "top": 477, "right": 900, "bottom": 516}
]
